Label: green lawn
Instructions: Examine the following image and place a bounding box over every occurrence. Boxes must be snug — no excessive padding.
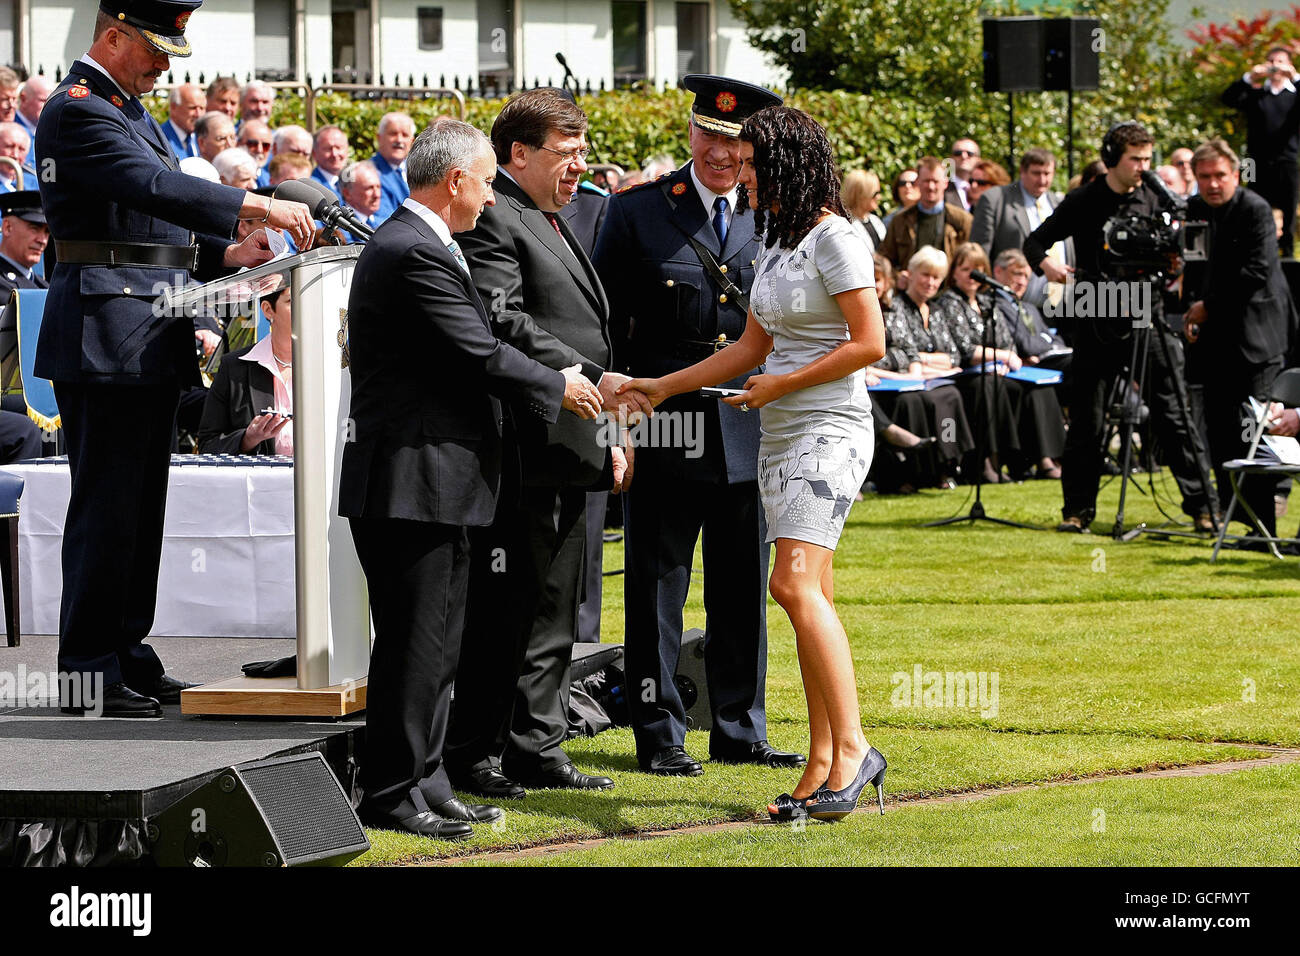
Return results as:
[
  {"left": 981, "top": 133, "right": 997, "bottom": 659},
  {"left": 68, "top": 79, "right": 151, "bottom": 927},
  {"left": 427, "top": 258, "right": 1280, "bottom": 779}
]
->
[{"left": 354, "top": 475, "right": 1300, "bottom": 866}]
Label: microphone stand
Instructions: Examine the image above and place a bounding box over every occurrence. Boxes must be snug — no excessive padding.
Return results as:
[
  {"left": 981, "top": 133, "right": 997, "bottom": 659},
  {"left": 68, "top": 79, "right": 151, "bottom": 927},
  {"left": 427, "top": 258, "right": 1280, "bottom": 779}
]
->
[{"left": 924, "top": 281, "right": 1037, "bottom": 530}]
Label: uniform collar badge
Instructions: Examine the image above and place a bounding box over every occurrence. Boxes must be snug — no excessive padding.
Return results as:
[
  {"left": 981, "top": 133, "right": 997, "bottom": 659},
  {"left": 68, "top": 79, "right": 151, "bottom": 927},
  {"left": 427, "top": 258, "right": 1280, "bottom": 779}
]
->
[{"left": 68, "top": 86, "right": 89, "bottom": 99}]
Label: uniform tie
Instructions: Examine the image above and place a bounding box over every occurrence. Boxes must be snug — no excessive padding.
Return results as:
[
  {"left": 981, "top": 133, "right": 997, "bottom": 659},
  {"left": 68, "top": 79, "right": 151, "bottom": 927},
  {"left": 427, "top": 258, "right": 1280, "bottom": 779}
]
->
[
  {"left": 713, "top": 196, "right": 729, "bottom": 246},
  {"left": 446, "top": 239, "right": 470, "bottom": 275}
]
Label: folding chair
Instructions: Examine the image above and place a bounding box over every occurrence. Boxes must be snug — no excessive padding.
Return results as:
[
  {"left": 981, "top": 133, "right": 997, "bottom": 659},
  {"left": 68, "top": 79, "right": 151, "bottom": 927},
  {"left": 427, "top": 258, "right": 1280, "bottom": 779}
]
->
[{"left": 1212, "top": 367, "right": 1300, "bottom": 561}]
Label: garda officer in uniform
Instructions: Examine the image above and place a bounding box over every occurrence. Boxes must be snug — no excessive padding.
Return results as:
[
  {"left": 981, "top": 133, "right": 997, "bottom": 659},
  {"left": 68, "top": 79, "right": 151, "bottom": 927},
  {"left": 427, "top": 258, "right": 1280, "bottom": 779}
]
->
[
  {"left": 0, "top": 190, "right": 49, "bottom": 296},
  {"left": 36, "top": 0, "right": 313, "bottom": 716},
  {"left": 592, "top": 75, "right": 805, "bottom": 774}
]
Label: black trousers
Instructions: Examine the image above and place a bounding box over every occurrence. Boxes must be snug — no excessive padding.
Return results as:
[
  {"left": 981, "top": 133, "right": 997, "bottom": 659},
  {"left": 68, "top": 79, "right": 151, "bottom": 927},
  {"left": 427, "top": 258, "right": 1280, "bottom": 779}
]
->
[
  {"left": 1006, "top": 379, "right": 1067, "bottom": 463},
  {"left": 0, "top": 409, "right": 42, "bottom": 463},
  {"left": 1251, "top": 160, "right": 1299, "bottom": 256},
  {"left": 351, "top": 517, "right": 469, "bottom": 819},
  {"left": 1201, "top": 356, "right": 1283, "bottom": 534},
  {"left": 1061, "top": 326, "right": 1211, "bottom": 522},
  {"left": 576, "top": 491, "right": 606, "bottom": 643},
  {"left": 622, "top": 474, "right": 768, "bottom": 762},
  {"left": 54, "top": 381, "right": 179, "bottom": 689},
  {"left": 871, "top": 386, "right": 974, "bottom": 486},
  {"left": 447, "top": 483, "right": 587, "bottom": 777}
]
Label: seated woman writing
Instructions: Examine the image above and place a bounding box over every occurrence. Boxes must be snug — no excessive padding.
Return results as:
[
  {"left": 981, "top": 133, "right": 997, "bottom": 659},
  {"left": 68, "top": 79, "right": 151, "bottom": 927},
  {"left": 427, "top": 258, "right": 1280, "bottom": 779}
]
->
[{"left": 196, "top": 285, "right": 294, "bottom": 455}]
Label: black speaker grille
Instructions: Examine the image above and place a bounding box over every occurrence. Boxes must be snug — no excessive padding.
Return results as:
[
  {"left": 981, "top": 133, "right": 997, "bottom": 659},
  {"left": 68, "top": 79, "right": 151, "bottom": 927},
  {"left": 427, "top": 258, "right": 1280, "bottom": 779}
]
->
[{"left": 239, "top": 756, "right": 365, "bottom": 864}]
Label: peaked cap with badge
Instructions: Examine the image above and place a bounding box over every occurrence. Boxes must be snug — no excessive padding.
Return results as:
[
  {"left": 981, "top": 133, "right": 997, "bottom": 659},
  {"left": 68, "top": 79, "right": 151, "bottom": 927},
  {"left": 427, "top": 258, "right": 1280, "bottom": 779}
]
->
[{"left": 99, "top": 0, "right": 201, "bottom": 57}]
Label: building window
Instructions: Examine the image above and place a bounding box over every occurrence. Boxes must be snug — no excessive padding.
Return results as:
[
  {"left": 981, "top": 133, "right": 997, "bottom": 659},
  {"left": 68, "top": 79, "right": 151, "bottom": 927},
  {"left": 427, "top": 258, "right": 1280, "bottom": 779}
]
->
[
  {"left": 612, "top": 1, "right": 647, "bottom": 88},
  {"left": 477, "top": 0, "right": 513, "bottom": 93},
  {"left": 331, "top": 0, "right": 371, "bottom": 83},
  {"left": 418, "top": 7, "right": 444, "bottom": 51},
  {"left": 254, "top": 0, "right": 295, "bottom": 81},
  {"left": 675, "top": 2, "right": 709, "bottom": 81}
]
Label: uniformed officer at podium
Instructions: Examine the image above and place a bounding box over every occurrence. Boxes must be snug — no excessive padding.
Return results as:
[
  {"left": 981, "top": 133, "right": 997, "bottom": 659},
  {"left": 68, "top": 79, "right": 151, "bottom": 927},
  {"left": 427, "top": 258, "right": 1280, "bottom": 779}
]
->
[
  {"left": 592, "top": 75, "right": 805, "bottom": 774},
  {"left": 36, "top": 0, "right": 313, "bottom": 717}
]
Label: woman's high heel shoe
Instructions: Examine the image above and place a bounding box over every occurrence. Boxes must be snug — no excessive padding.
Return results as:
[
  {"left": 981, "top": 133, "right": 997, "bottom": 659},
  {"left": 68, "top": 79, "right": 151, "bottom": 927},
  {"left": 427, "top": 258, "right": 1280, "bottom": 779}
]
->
[
  {"left": 806, "top": 747, "right": 887, "bottom": 821},
  {"left": 767, "top": 790, "right": 819, "bottom": 821}
]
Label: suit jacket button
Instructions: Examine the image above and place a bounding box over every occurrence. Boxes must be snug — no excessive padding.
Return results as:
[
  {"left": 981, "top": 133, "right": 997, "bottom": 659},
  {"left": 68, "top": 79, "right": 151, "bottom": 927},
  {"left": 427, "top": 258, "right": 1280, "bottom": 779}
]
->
[
  {"left": 123, "top": 287, "right": 132, "bottom": 294},
  {"left": 719, "top": 264, "right": 728, "bottom": 274},
  {"left": 665, "top": 279, "right": 675, "bottom": 287},
  {"left": 719, "top": 294, "right": 728, "bottom": 304}
]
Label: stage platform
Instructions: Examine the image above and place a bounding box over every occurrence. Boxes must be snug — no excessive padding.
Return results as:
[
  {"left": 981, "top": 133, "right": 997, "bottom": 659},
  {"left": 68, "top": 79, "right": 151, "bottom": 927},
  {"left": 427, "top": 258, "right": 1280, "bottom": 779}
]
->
[{"left": 0, "top": 636, "right": 364, "bottom": 866}]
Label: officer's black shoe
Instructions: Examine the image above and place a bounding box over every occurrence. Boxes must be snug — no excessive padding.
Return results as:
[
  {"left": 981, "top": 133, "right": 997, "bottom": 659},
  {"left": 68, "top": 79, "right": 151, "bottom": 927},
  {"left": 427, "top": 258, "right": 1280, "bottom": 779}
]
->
[
  {"left": 642, "top": 746, "right": 703, "bottom": 776},
  {"left": 430, "top": 796, "right": 504, "bottom": 824},
  {"left": 712, "top": 739, "right": 807, "bottom": 769},
  {"left": 134, "top": 673, "right": 199, "bottom": 705},
  {"left": 361, "top": 810, "right": 473, "bottom": 841},
  {"left": 451, "top": 767, "right": 526, "bottom": 800},
  {"left": 61, "top": 681, "right": 161, "bottom": 718},
  {"left": 514, "top": 762, "right": 615, "bottom": 790},
  {"left": 1056, "top": 515, "right": 1090, "bottom": 534}
]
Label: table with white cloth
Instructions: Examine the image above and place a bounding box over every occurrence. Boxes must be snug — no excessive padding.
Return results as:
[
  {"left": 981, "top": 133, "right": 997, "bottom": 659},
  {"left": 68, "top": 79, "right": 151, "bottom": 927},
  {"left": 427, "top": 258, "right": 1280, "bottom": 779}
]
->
[{"left": 11, "top": 455, "right": 296, "bottom": 639}]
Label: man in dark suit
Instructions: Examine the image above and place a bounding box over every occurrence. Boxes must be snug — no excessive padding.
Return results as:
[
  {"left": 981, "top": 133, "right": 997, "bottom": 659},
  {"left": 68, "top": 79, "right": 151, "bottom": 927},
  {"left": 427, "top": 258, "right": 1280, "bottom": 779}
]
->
[
  {"left": 447, "top": 88, "right": 644, "bottom": 798},
  {"left": 558, "top": 175, "right": 612, "bottom": 645},
  {"left": 340, "top": 117, "right": 601, "bottom": 839},
  {"left": 35, "top": 0, "right": 313, "bottom": 717},
  {"left": 971, "top": 147, "right": 1075, "bottom": 309},
  {"left": 1222, "top": 47, "right": 1300, "bottom": 255},
  {"left": 592, "top": 75, "right": 804, "bottom": 776},
  {"left": 879, "top": 156, "right": 973, "bottom": 273},
  {"left": 1184, "top": 138, "right": 1294, "bottom": 534}
]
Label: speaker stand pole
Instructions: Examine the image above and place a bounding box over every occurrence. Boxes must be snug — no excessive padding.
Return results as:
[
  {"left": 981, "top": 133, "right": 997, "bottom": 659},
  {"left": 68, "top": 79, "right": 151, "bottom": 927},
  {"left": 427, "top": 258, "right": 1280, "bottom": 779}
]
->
[
  {"left": 1007, "top": 90, "right": 1016, "bottom": 172},
  {"left": 1066, "top": 87, "right": 1075, "bottom": 180}
]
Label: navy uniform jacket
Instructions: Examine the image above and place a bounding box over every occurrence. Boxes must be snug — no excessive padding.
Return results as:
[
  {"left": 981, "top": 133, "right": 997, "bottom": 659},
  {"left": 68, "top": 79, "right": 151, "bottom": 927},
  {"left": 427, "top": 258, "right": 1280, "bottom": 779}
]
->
[
  {"left": 558, "top": 181, "right": 609, "bottom": 257},
  {"left": 0, "top": 255, "right": 48, "bottom": 297},
  {"left": 592, "top": 161, "right": 761, "bottom": 483},
  {"left": 34, "top": 62, "right": 244, "bottom": 386}
]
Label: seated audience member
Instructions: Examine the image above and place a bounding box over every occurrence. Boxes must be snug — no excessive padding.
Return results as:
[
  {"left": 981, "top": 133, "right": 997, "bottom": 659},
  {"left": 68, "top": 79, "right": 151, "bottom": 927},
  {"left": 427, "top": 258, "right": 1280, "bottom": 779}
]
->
[
  {"left": 879, "top": 156, "right": 973, "bottom": 273},
  {"left": 0, "top": 189, "right": 48, "bottom": 295},
  {"left": 842, "top": 169, "right": 886, "bottom": 251},
  {"left": 15, "top": 75, "right": 51, "bottom": 142},
  {"left": 588, "top": 164, "right": 623, "bottom": 191},
  {"left": 195, "top": 110, "right": 236, "bottom": 162},
  {"left": 212, "top": 147, "right": 259, "bottom": 190},
  {"left": 872, "top": 246, "right": 975, "bottom": 486},
  {"left": 311, "top": 124, "right": 350, "bottom": 200},
  {"left": 205, "top": 76, "right": 240, "bottom": 120},
  {"left": 339, "top": 160, "right": 383, "bottom": 233},
  {"left": 0, "top": 68, "right": 18, "bottom": 124},
  {"left": 883, "top": 168, "right": 920, "bottom": 227},
  {"left": 1156, "top": 164, "right": 1184, "bottom": 194},
  {"left": 164, "top": 83, "right": 204, "bottom": 161},
  {"left": 239, "top": 81, "right": 275, "bottom": 127},
  {"left": 0, "top": 121, "right": 32, "bottom": 189},
  {"left": 936, "top": 242, "right": 1065, "bottom": 481},
  {"left": 640, "top": 153, "right": 676, "bottom": 181},
  {"left": 863, "top": 254, "right": 936, "bottom": 492},
  {"left": 197, "top": 285, "right": 294, "bottom": 456},
  {"left": 179, "top": 156, "right": 220, "bottom": 182},
  {"left": 967, "top": 158, "right": 1011, "bottom": 211},
  {"left": 991, "top": 249, "right": 1070, "bottom": 363},
  {"left": 1169, "top": 147, "right": 1197, "bottom": 196},
  {"left": 946, "top": 137, "right": 981, "bottom": 211},
  {"left": 237, "top": 120, "right": 273, "bottom": 184},
  {"left": 271, "top": 124, "right": 313, "bottom": 162},
  {"left": 371, "top": 111, "right": 415, "bottom": 221},
  {"left": 267, "top": 152, "right": 312, "bottom": 186}
]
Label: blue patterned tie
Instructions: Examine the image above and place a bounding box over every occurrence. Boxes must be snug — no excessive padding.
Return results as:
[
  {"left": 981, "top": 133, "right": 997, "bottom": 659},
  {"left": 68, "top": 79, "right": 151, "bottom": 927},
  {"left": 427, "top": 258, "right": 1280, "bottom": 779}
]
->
[
  {"left": 713, "top": 196, "right": 729, "bottom": 246},
  {"left": 446, "top": 240, "right": 470, "bottom": 275}
]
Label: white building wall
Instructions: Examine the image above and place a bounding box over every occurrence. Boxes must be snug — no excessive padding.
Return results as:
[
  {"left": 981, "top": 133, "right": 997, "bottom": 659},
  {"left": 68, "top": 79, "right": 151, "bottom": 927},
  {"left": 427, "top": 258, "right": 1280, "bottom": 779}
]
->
[
  {"left": 374, "top": 0, "right": 478, "bottom": 85},
  {"left": 517, "top": 0, "right": 610, "bottom": 90},
  {"left": 715, "top": 0, "right": 780, "bottom": 87}
]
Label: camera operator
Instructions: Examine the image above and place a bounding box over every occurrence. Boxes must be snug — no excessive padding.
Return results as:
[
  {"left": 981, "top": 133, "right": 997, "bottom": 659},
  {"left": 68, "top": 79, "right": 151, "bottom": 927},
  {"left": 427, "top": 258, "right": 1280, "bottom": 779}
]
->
[
  {"left": 1182, "top": 138, "right": 1294, "bottom": 537},
  {"left": 1221, "top": 47, "right": 1300, "bottom": 256},
  {"left": 1024, "top": 121, "right": 1214, "bottom": 533}
]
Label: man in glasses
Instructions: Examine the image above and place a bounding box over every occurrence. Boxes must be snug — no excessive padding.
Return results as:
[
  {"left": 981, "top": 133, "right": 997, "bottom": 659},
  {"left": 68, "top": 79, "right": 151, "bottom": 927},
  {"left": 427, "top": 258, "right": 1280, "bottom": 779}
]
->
[
  {"left": 447, "top": 88, "right": 647, "bottom": 798},
  {"left": 946, "top": 137, "right": 981, "bottom": 211}
]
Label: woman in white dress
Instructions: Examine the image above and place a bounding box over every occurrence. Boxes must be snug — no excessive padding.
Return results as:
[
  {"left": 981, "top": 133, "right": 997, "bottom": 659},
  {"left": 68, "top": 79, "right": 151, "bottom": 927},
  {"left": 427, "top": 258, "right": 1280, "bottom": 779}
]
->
[{"left": 619, "top": 106, "right": 889, "bottom": 821}]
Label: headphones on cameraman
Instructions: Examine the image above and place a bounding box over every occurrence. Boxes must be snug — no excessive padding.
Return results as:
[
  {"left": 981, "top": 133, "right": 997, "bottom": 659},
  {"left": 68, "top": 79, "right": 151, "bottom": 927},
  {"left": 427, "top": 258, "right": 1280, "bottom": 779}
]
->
[{"left": 1100, "top": 120, "right": 1146, "bottom": 168}]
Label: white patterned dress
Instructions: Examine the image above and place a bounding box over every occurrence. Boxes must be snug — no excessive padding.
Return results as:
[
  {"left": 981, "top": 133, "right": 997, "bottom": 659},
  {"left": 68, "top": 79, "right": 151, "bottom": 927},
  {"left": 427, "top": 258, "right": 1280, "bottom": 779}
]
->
[{"left": 750, "top": 216, "right": 876, "bottom": 550}]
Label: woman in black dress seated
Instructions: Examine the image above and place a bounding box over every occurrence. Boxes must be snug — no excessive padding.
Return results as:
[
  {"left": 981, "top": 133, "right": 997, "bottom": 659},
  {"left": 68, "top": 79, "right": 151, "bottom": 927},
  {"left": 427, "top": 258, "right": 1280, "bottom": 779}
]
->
[
  {"left": 934, "top": 243, "right": 1064, "bottom": 481},
  {"left": 197, "top": 285, "right": 294, "bottom": 455},
  {"left": 869, "top": 247, "right": 974, "bottom": 488}
]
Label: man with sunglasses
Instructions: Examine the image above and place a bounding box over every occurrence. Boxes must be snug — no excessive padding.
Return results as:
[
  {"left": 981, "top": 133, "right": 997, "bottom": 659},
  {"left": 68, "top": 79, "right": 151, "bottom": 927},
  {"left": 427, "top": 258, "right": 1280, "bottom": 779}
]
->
[
  {"left": 36, "top": 0, "right": 314, "bottom": 717},
  {"left": 946, "top": 138, "right": 981, "bottom": 211}
]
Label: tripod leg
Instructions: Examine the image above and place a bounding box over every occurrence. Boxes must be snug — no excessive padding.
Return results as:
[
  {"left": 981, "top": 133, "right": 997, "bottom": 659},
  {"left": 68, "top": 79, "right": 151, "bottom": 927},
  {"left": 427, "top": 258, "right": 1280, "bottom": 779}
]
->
[{"left": 1112, "top": 327, "right": 1149, "bottom": 539}]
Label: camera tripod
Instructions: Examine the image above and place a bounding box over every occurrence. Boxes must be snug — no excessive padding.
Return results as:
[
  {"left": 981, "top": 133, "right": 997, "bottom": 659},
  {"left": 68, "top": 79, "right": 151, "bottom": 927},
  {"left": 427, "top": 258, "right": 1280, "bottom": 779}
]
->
[{"left": 1104, "top": 313, "right": 1219, "bottom": 542}]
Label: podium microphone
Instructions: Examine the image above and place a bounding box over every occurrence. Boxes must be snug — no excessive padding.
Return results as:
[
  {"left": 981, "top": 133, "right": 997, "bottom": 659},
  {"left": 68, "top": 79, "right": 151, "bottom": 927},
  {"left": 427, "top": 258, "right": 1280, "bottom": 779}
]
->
[
  {"left": 273, "top": 179, "right": 375, "bottom": 241},
  {"left": 970, "top": 269, "right": 1015, "bottom": 297}
]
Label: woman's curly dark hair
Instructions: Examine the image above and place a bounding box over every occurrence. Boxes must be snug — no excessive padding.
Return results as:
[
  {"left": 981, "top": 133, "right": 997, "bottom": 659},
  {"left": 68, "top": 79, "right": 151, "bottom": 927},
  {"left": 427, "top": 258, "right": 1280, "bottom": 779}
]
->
[{"left": 739, "top": 105, "right": 849, "bottom": 250}]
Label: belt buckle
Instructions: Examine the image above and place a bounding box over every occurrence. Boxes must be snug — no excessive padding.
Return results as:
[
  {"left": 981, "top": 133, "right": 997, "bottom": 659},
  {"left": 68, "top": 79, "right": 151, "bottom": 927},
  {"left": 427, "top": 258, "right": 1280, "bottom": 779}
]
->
[{"left": 713, "top": 334, "right": 728, "bottom": 353}]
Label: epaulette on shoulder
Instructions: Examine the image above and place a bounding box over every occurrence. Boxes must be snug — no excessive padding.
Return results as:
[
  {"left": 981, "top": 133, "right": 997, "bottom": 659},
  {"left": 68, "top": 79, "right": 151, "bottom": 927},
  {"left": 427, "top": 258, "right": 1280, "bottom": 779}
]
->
[{"left": 614, "top": 171, "right": 676, "bottom": 199}]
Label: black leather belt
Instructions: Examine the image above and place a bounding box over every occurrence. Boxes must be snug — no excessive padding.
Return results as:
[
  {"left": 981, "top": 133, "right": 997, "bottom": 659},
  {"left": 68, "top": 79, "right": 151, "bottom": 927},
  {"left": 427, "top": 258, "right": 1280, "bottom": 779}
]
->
[{"left": 55, "top": 240, "right": 199, "bottom": 271}]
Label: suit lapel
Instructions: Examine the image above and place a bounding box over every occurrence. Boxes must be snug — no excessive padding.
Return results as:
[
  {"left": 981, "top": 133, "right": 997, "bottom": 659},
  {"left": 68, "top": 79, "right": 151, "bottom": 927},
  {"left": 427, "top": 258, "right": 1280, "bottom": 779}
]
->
[
  {"left": 496, "top": 174, "right": 605, "bottom": 315},
  {"left": 666, "top": 163, "right": 721, "bottom": 257},
  {"left": 393, "top": 205, "right": 493, "bottom": 327},
  {"left": 721, "top": 204, "right": 755, "bottom": 262},
  {"left": 71, "top": 63, "right": 178, "bottom": 170}
]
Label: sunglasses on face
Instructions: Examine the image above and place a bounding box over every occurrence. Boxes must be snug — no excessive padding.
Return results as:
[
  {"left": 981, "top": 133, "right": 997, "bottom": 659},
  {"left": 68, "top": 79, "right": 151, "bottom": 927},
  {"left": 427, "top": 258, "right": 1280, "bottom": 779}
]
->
[
  {"left": 899, "top": 179, "right": 919, "bottom": 188},
  {"left": 952, "top": 149, "right": 978, "bottom": 158},
  {"left": 969, "top": 178, "right": 990, "bottom": 187}
]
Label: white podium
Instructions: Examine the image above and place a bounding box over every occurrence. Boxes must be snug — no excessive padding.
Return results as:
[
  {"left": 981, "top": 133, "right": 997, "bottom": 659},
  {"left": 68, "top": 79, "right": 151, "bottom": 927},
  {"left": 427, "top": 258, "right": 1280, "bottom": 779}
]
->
[{"left": 166, "top": 246, "right": 370, "bottom": 717}]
